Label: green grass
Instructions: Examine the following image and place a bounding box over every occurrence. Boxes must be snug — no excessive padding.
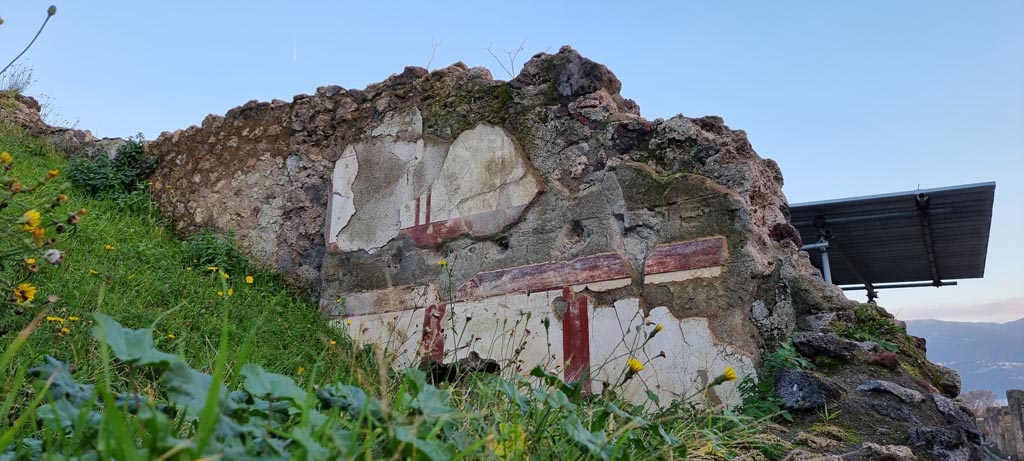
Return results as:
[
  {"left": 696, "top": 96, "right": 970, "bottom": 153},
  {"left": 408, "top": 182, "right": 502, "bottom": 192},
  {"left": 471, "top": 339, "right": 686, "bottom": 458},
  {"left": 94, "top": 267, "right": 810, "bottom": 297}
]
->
[
  {"left": 0, "top": 123, "right": 366, "bottom": 390},
  {"left": 0, "top": 123, "right": 786, "bottom": 460}
]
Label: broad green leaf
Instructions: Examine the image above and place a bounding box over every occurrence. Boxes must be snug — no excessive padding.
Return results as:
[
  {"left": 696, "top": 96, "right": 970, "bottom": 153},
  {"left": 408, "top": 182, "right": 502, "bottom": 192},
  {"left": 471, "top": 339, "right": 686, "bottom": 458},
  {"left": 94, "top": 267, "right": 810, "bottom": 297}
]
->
[
  {"left": 290, "top": 426, "right": 329, "bottom": 460},
  {"left": 240, "top": 364, "right": 306, "bottom": 404},
  {"left": 92, "top": 313, "right": 182, "bottom": 368},
  {"left": 496, "top": 380, "right": 529, "bottom": 413},
  {"left": 393, "top": 424, "right": 452, "bottom": 461},
  {"left": 162, "top": 362, "right": 225, "bottom": 421},
  {"left": 36, "top": 399, "right": 100, "bottom": 433},
  {"left": 562, "top": 414, "right": 612, "bottom": 461},
  {"left": 317, "top": 384, "right": 384, "bottom": 422},
  {"left": 27, "top": 356, "right": 94, "bottom": 406},
  {"left": 415, "top": 385, "right": 457, "bottom": 423}
]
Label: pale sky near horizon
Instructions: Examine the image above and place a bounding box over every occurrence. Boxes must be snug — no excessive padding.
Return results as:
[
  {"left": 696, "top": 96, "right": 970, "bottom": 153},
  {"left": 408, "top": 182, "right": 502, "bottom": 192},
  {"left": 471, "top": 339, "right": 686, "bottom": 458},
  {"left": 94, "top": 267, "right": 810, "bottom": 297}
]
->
[{"left": 1, "top": 1, "right": 1021, "bottom": 322}]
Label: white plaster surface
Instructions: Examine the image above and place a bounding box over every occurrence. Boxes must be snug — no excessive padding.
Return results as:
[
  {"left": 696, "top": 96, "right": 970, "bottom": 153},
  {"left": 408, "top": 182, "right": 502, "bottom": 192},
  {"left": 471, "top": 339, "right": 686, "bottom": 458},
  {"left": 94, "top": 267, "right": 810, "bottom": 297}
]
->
[{"left": 340, "top": 291, "right": 755, "bottom": 408}]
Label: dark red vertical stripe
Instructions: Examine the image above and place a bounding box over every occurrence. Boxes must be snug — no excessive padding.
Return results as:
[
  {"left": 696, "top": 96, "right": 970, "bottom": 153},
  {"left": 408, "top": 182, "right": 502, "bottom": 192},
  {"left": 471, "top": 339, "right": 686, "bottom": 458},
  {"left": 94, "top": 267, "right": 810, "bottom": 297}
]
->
[
  {"left": 421, "top": 303, "right": 446, "bottom": 362},
  {"left": 414, "top": 197, "right": 421, "bottom": 226},
  {"left": 561, "top": 287, "right": 591, "bottom": 394},
  {"left": 425, "top": 191, "right": 432, "bottom": 224}
]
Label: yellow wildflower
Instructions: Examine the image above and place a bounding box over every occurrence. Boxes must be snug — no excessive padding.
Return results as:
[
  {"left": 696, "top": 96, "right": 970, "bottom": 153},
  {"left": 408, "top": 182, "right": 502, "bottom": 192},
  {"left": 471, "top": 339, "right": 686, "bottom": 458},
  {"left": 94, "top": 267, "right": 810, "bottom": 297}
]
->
[
  {"left": 627, "top": 357, "right": 644, "bottom": 373},
  {"left": 46, "top": 169, "right": 60, "bottom": 179},
  {"left": 25, "top": 258, "right": 36, "bottom": 265},
  {"left": 45, "top": 316, "right": 64, "bottom": 323},
  {"left": 166, "top": 333, "right": 176, "bottom": 340},
  {"left": 723, "top": 366, "right": 737, "bottom": 382},
  {"left": 207, "top": 266, "right": 218, "bottom": 272},
  {"left": 437, "top": 259, "right": 448, "bottom": 267},
  {"left": 329, "top": 339, "right": 337, "bottom": 346},
  {"left": 245, "top": 275, "right": 254, "bottom": 284},
  {"left": 68, "top": 316, "right": 80, "bottom": 321},
  {"left": 186, "top": 266, "right": 192, "bottom": 271},
  {"left": 0, "top": 151, "right": 12, "bottom": 163},
  {"left": 655, "top": 323, "right": 664, "bottom": 333},
  {"left": 13, "top": 283, "right": 36, "bottom": 302},
  {"left": 297, "top": 367, "right": 305, "bottom": 376},
  {"left": 60, "top": 327, "right": 71, "bottom": 334},
  {"left": 89, "top": 269, "right": 99, "bottom": 276},
  {"left": 57, "top": 194, "right": 68, "bottom": 203},
  {"left": 21, "top": 209, "right": 41, "bottom": 231},
  {"left": 221, "top": 272, "right": 229, "bottom": 279},
  {"left": 76, "top": 208, "right": 88, "bottom": 216},
  {"left": 217, "top": 290, "right": 224, "bottom": 297},
  {"left": 227, "top": 288, "right": 234, "bottom": 296},
  {"left": 104, "top": 244, "right": 115, "bottom": 251},
  {"left": 345, "top": 319, "right": 352, "bottom": 326}
]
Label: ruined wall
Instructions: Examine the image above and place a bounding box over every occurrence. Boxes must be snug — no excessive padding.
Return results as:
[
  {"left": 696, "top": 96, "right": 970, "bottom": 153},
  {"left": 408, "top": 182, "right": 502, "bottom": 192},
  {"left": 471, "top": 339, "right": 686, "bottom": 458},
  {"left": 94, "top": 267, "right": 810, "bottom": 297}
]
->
[
  {"left": 149, "top": 47, "right": 825, "bottom": 407},
  {"left": 979, "top": 390, "right": 1024, "bottom": 458}
]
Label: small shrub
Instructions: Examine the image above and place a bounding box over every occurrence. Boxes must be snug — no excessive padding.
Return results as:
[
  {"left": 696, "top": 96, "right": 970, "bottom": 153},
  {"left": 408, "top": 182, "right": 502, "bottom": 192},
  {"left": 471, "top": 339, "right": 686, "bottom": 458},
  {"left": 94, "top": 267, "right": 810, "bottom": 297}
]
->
[
  {"left": 181, "top": 228, "right": 251, "bottom": 276},
  {"left": 835, "top": 305, "right": 902, "bottom": 352},
  {"left": 65, "top": 135, "right": 156, "bottom": 197}
]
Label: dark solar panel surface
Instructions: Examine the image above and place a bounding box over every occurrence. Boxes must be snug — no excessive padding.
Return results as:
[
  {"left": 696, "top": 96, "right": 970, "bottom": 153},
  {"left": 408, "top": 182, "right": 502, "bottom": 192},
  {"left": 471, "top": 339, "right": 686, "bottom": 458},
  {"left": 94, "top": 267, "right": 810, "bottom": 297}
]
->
[{"left": 789, "top": 182, "right": 995, "bottom": 286}]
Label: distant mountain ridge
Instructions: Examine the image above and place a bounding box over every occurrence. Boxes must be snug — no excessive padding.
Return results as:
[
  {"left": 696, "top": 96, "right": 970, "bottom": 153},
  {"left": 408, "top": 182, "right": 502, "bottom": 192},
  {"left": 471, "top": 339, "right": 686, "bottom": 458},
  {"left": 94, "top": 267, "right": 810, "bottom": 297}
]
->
[{"left": 906, "top": 317, "right": 1024, "bottom": 399}]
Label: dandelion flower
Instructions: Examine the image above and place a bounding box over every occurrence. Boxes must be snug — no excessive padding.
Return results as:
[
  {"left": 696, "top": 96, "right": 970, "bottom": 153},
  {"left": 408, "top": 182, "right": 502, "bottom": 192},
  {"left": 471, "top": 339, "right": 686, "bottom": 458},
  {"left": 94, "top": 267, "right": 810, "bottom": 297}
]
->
[
  {"left": 45, "top": 316, "right": 64, "bottom": 323},
  {"left": 104, "top": 244, "right": 115, "bottom": 251},
  {"left": 76, "top": 208, "right": 88, "bottom": 216},
  {"left": 68, "top": 316, "right": 80, "bottom": 321},
  {"left": 345, "top": 319, "right": 352, "bottom": 326},
  {"left": 723, "top": 366, "right": 737, "bottom": 382},
  {"left": 21, "top": 209, "right": 41, "bottom": 231},
  {"left": 89, "top": 269, "right": 99, "bottom": 276},
  {"left": 297, "top": 367, "right": 305, "bottom": 376},
  {"left": 245, "top": 275, "right": 254, "bottom": 284},
  {"left": 46, "top": 169, "right": 60, "bottom": 179},
  {"left": 655, "top": 323, "right": 664, "bottom": 333},
  {"left": 166, "top": 333, "right": 176, "bottom": 340},
  {"left": 227, "top": 288, "right": 234, "bottom": 296},
  {"left": 329, "top": 339, "right": 337, "bottom": 346},
  {"left": 221, "top": 272, "right": 229, "bottom": 279},
  {"left": 0, "top": 151, "right": 12, "bottom": 163},
  {"left": 207, "top": 266, "right": 218, "bottom": 272},
  {"left": 32, "top": 227, "right": 45, "bottom": 247},
  {"left": 217, "top": 290, "right": 224, "bottom": 297},
  {"left": 24, "top": 258, "right": 36, "bottom": 265},
  {"left": 627, "top": 357, "right": 644, "bottom": 373},
  {"left": 13, "top": 283, "right": 36, "bottom": 302},
  {"left": 60, "top": 327, "right": 71, "bottom": 334},
  {"left": 437, "top": 259, "right": 448, "bottom": 267}
]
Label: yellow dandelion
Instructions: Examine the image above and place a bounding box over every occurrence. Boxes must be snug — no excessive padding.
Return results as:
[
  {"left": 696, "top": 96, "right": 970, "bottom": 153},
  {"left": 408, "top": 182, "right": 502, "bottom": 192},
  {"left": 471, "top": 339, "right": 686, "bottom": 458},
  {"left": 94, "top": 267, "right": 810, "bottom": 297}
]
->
[
  {"left": 221, "top": 272, "right": 229, "bottom": 279},
  {"left": 627, "top": 357, "right": 644, "bottom": 373},
  {"left": 217, "top": 290, "right": 224, "bottom": 297},
  {"left": 68, "top": 316, "right": 80, "bottom": 321},
  {"left": 245, "top": 275, "right": 254, "bottom": 284},
  {"left": 227, "top": 288, "right": 234, "bottom": 296},
  {"left": 328, "top": 339, "right": 337, "bottom": 346},
  {"left": 297, "top": 367, "right": 305, "bottom": 376},
  {"left": 89, "top": 269, "right": 99, "bottom": 276},
  {"left": 46, "top": 169, "right": 60, "bottom": 179},
  {"left": 0, "top": 151, "right": 12, "bottom": 163},
  {"left": 723, "top": 366, "right": 737, "bottom": 382},
  {"left": 207, "top": 266, "right": 218, "bottom": 272},
  {"left": 60, "top": 327, "right": 71, "bottom": 334},
  {"left": 25, "top": 258, "right": 36, "bottom": 265},
  {"left": 32, "top": 227, "right": 45, "bottom": 247},
  {"left": 45, "top": 316, "right": 64, "bottom": 323},
  {"left": 345, "top": 319, "right": 352, "bottom": 326},
  {"left": 437, "top": 259, "right": 448, "bottom": 267},
  {"left": 21, "top": 209, "right": 41, "bottom": 231},
  {"left": 655, "top": 323, "right": 664, "bottom": 333},
  {"left": 166, "top": 333, "right": 176, "bottom": 340},
  {"left": 104, "top": 244, "right": 115, "bottom": 251},
  {"left": 13, "top": 283, "right": 36, "bottom": 302}
]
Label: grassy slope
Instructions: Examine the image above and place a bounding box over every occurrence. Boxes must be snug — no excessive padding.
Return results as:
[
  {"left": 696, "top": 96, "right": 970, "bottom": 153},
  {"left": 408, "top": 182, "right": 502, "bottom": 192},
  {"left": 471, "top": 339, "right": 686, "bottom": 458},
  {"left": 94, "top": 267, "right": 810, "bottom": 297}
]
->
[{"left": 0, "top": 124, "right": 368, "bottom": 391}]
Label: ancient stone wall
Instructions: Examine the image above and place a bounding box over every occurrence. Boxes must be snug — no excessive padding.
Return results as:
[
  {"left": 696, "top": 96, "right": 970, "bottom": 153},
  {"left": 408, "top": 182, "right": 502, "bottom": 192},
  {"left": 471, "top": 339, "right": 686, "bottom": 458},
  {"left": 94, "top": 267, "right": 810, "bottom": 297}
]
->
[
  {"left": 145, "top": 46, "right": 988, "bottom": 458},
  {"left": 979, "top": 390, "right": 1024, "bottom": 458},
  {"left": 148, "top": 47, "right": 826, "bottom": 406}
]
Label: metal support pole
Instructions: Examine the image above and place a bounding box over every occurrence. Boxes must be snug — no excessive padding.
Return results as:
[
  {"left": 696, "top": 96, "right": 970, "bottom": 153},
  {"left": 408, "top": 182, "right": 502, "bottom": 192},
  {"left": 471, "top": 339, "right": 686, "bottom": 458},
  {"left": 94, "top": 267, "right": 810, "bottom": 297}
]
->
[{"left": 820, "top": 247, "right": 833, "bottom": 285}]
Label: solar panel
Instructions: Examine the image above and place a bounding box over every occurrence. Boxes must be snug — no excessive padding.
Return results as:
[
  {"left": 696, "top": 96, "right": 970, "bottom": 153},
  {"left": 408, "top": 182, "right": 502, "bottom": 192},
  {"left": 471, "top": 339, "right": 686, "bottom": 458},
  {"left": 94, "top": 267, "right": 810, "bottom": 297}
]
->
[{"left": 789, "top": 182, "right": 995, "bottom": 296}]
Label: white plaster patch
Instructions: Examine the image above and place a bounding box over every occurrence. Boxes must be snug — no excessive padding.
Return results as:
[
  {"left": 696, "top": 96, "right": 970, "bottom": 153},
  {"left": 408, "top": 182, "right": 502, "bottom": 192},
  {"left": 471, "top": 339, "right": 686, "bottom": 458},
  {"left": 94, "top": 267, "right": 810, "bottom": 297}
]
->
[
  {"left": 642, "top": 266, "right": 724, "bottom": 285},
  {"left": 589, "top": 300, "right": 755, "bottom": 407},
  {"left": 334, "top": 308, "right": 426, "bottom": 368},
  {"left": 371, "top": 108, "right": 423, "bottom": 139},
  {"left": 327, "top": 145, "right": 358, "bottom": 244},
  {"left": 342, "top": 284, "right": 441, "bottom": 317}
]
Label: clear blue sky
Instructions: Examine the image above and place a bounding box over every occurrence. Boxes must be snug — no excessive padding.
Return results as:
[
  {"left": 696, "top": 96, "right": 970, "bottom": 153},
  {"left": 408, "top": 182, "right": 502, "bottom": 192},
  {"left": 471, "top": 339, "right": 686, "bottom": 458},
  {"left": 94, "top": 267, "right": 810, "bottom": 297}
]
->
[{"left": 2, "top": 1, "right": 1021, "bottom": 321}]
